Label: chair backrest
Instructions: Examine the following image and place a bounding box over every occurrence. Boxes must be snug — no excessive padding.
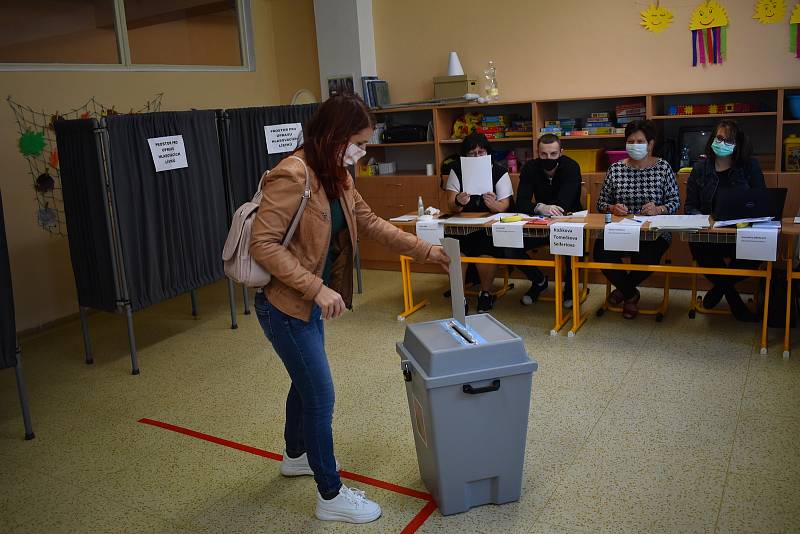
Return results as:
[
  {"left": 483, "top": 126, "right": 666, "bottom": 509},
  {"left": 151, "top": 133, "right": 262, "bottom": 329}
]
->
[{"left": 581, "top": 181, "right": 589, "bottom": 211}]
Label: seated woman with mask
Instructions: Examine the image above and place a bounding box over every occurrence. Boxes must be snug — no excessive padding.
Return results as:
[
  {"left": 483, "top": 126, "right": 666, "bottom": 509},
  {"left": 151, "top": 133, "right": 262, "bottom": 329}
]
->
[
  {"left": 684, "top": 119, "right": 765, "bottom": 322},
  {"left": 594, "top": 120, "right": 680, "bottom": 319},
  {"left": 445, "top": 132, "right": 513, "bottom": 313}
]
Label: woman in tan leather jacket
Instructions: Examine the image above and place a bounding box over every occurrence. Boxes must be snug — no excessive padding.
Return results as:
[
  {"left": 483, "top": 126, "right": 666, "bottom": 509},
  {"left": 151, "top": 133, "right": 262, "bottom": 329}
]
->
[{"left": 250, "top": 94, "right": 448, "bottom": 524}]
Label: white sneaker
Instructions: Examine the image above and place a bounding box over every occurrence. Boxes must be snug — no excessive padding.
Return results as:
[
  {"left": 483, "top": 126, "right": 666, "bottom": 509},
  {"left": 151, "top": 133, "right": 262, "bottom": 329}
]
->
[
  {"left": 280, "top": 451, "right": 340, "bottom": 477},
  {"left": 315, "top": 485, "right": 382, "bottom": 524}
]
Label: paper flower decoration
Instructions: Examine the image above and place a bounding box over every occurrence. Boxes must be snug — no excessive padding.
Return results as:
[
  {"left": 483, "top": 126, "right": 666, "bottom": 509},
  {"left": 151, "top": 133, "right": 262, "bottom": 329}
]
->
[
  {"left": 641, "top": 2, "right": 675, "bottom": 33},
  {"left": 49, "top": 150, "right": 59, "bottom": 169},
  {"left": 690, "top": 1, "right": 729, "bottom": 66},
  {"left": 34, "top": 172, "right": 55, "bottom": 193},
  {"left": 791, "top": 2, "right": 800, "bottom": 57},
  {"left": 754, "top": 0, "right": 786, "bottom": 23},
  {"left": 18, "top": 130, "right": 46, "bottom": 156}
]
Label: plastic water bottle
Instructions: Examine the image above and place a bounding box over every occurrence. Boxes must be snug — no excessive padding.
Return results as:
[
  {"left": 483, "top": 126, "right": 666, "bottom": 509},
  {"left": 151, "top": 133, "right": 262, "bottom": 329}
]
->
[
  {"left": 484, "top": 61, "right": 499, "bottom": 102},
  {"left": 680, "top": 145, "right": 691, "bottom": 168},
  {"left": 507, "top": 151, "right": 518, "bottom": 173},
  {"left": 417, "top": 196, "right": 425, "bottom": 217}
]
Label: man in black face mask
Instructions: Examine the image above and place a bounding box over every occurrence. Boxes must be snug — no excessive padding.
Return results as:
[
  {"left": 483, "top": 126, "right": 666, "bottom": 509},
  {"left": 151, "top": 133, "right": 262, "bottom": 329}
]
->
[{"left": 506, "top": 134, "right": 583, "bottom": 306}]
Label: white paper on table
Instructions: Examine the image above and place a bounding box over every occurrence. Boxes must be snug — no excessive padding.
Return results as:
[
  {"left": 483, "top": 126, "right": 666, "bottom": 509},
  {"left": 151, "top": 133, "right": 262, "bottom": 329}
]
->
[
  {"left": 713, "top": 217, "right": 773, "bottom": 228},
  {"left": 753, "top": 220, "right": 781, "bottom": 228},
  {"left": 794, "top": 216, "right": 800, "bottom": 224},
  {"left": 489, "top": 212, "right": 525, "bottom": 221},
  {"left": 603, "top": 223, "right": 640, "bottom": 252},
  {"left": 550, "top": 209, "right": 588, "bottom": 219},
  {"left": 647, "top": 214, "right": 710, "bottom": 229},
  {"left": 443, "top": 217, "right": 493, "bottom": 225},
  {"left": 736, "top": 227, "right": 778, "bottom": 261},
  {"left": 550, "top": 222, "right": 586, "bottom": 256},
  {"left": 491, "top": 221, "right": 526, "bottom": 248},
  {"left": 390, "top": 215, "right": 417, "bottom": 222},
  {"left": 415, "top": 221, "right": 444, "bottom": 245},
  {"left": 460, "top": 155, "right": 493, "bottom": 195},
  {"left": 618, "top": 218, "right": 644, "bottom": 226}
]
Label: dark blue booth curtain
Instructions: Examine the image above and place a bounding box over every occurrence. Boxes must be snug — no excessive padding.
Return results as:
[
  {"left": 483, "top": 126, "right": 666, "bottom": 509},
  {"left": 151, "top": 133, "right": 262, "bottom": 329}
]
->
[
  {"left": 104, "top": 111, "right": 228, "bottom": 312},
  {"left": 225, "top": 104, "right": 318, "bottom": 207},
  {"left": 0, "top": 191, "right": 18, "bottom": 369},
  {"left": 55, "top": 119, "right": 119, "bottom": 312}
]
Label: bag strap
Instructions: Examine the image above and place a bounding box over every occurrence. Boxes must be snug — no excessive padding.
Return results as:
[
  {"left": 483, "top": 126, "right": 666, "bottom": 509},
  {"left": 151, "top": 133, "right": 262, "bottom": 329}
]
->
[{"left": 281, "top": 155, "right": 312, "bottom": 247}]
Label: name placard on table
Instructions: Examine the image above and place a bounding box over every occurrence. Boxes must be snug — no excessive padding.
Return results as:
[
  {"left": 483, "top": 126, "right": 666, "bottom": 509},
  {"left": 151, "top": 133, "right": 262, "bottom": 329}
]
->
[{"left": 550, "top": 222, "right": 586, "bottom": 256}]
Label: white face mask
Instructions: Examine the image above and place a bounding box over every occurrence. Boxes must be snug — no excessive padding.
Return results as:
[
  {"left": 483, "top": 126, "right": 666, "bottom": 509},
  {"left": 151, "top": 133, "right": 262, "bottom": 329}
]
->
[
  {"left": 626, "top": 143, "right": 649, "bottom": 161},
  {"left": 342, "top": 143, "right": 367, "bottom": 166}
]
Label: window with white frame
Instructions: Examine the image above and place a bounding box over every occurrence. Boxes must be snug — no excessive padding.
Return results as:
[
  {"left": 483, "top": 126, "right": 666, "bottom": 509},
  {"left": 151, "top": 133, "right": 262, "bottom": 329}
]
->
[{"left": 0, "top": 0, "right": 253, "bottom": 70}]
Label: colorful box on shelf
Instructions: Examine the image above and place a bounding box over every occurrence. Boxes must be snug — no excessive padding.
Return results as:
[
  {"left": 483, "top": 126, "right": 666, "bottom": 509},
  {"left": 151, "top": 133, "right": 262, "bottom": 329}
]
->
[{"left": 667, "top": 102, "right": 766, "bottom": 116}]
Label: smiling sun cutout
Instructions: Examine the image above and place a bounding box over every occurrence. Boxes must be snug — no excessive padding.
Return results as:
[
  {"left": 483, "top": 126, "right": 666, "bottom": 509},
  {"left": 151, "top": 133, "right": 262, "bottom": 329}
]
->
[
  {"left": 689, "top": 1, "right": 729, "bottom": 66},
  {"left": 641, "top": 3, "right": 674, "bottom": 33},
  {"left": 754, "top": 0, "right": 787, "bottom": 23},
  {"left": 689, "top": 0, "right": 729, "bottom": 29}
]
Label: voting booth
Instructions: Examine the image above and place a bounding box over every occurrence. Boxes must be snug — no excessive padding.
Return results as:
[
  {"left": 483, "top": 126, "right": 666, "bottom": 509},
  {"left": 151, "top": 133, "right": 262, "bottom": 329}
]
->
[
  {"left": 1, "top": 191, "right": 34, "bottom": 440},
  {"left": 55, "top": 112, "right": 235, "bottom": 374}
]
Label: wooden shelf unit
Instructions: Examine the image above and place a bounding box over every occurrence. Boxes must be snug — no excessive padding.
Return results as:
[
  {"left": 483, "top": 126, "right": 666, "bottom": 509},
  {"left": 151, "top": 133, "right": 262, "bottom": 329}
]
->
[
  {"left": 356, "top": 86, "right": 800, "bottom": 276},
  {"left": 650, "top": 112, "right": 777, "bottom": 120},
  {"left": 366, "top": 141, "right": 434, "bottom": 148}
]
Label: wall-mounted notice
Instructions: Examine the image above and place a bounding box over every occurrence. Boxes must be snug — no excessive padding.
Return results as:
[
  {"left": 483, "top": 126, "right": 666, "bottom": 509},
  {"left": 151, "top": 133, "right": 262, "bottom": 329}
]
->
[
  {"left": 265, "top": 123, "right": 303, "bottom": 154},
  {"left": 147, "top": 135, "right": 188, "bottom": 172}
]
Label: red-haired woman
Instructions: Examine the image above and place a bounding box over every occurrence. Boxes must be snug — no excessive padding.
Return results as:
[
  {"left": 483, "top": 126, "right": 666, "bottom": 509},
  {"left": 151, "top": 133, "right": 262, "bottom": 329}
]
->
[{"left": 250, "top": 94, "right": 448, "bottom": 524}]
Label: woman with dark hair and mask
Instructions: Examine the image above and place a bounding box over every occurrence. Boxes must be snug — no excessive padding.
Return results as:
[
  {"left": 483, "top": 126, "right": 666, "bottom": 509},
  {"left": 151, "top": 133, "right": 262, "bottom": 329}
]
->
[
  {"left": 685, "top": 119, "right": 765, "bottom": 322},
  {"left": 250, "top": 94, "right": 449, "bottom": 524},
  {"left": 445, "top": 132, "right": 514, "bottom": 313},
  {"left": 594, "top": 119, "right": 680, "bottom": 319}
]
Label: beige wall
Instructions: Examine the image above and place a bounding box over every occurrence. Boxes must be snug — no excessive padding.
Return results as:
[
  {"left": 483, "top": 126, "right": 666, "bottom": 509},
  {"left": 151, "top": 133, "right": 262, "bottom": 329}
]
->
[
  {"left": 1, "top": 0, "right": 320, "bottom": 332},
  {"left": 373, "top": 0, "right": 799, "bottom": 103}
]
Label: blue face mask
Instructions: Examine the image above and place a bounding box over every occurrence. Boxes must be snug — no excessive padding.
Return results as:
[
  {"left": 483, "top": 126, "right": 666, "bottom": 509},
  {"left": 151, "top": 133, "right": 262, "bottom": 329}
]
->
[
  {"left": 711, "top": 139, "right": 735, "bottom": 158},
  {"left": 626, "top": 143, "right": 648, "bottom": 161}
]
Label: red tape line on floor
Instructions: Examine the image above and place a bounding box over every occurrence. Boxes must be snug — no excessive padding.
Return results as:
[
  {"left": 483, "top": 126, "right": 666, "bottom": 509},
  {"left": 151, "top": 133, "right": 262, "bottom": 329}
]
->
[{"left": 138, "top": 418, "right": 437, "bottom": 533}]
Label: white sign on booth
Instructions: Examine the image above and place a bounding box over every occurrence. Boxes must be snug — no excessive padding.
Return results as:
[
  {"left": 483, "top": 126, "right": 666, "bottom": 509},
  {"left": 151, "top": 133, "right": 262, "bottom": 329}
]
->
[
  {"left": 550, "top": 222, "right": 586, "bottom": 256},
  {"left": 265, "top": 123, "right": 303, "bottom": 154},
  {"left": 147, "top": 135, "right": 189, "bottom": 172}
]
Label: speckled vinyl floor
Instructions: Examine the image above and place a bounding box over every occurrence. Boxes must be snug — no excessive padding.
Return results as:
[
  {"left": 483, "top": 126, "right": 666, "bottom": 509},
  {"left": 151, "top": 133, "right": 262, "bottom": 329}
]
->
[{"left": 1, "top": 270, "right": 799, "bottom": 533}]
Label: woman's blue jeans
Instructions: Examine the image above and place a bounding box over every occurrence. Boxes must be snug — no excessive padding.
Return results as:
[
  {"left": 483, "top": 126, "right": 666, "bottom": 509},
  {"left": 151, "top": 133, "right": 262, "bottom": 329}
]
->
[{"left": 254, "top": 291, "right": 341, "bottom": 495}]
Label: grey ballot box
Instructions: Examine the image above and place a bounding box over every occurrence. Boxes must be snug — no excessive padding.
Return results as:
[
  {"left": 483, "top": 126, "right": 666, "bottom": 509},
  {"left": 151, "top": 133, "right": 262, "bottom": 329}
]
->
[{"left": 396, "top": 313, "right": 537, "bottom": 516}]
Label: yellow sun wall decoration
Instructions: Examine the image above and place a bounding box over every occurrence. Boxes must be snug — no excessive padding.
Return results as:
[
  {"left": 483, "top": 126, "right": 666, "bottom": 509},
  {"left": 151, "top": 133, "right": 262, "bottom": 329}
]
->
[
  {"left": 690, "top": 0, "right": 729, "bottom": 66},
  {"left": 641, "top": 2, "right": 674, "bottom": 33},
  {"left": 791, "top": 2, "right": 800, "bottom": 58},
  {"left": 753, "top": 0, "right": 786, "bottom": 23}
]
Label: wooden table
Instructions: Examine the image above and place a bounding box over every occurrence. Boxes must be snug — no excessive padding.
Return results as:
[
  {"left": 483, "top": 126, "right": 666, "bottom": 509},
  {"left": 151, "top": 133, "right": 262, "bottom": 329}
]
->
[
  {"left": 392, "top": 214, "right": 578, "bottom": 335},
  {"left": 569, "top": 214, "right": 774, "bottom": 354}
]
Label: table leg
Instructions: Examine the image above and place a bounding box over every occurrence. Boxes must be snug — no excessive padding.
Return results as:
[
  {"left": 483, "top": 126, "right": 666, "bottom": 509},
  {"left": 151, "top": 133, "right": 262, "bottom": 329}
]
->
[
  {"left": 785, "top": 239, "right": 794, "bottom": 359},
  {"left": 760, "top": 261, "right": 772, "bottom": 355},
  {"left": 551, "top": 254, "right": 563, "bottom": 335}
]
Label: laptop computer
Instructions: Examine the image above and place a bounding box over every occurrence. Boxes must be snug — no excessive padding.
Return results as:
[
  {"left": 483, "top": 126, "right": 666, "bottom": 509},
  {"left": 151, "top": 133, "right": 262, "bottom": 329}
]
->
[{"left": 712, "top": 187, "right": 787, "bottom": 221}]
